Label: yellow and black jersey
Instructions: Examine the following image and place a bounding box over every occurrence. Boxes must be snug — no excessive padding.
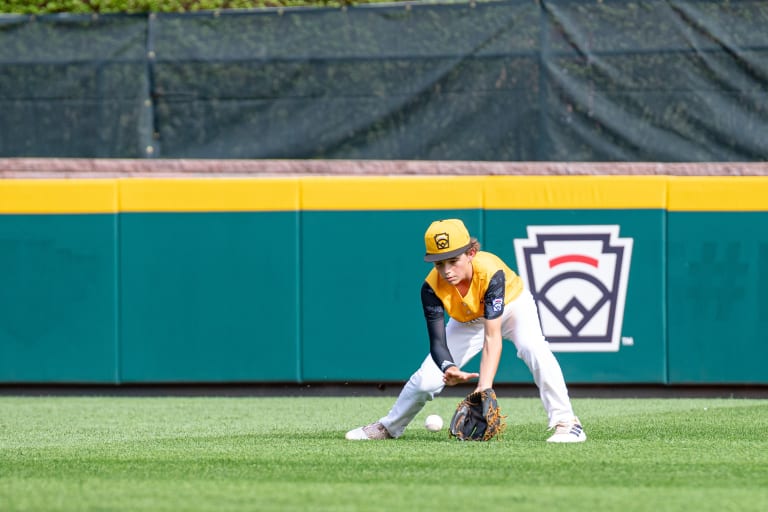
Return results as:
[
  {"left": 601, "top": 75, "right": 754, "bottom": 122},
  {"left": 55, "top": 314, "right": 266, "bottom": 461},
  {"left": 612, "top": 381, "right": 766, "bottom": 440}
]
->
[{"left": 421, "top": 251, "right": 523, "bottom": 371}]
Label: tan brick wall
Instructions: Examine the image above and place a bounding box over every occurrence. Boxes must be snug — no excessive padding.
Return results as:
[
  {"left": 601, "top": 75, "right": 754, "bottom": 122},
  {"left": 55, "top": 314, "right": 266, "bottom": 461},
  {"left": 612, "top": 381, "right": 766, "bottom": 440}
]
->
[{"left": 1, "top": 158, "right": 767, "bottom": 178}]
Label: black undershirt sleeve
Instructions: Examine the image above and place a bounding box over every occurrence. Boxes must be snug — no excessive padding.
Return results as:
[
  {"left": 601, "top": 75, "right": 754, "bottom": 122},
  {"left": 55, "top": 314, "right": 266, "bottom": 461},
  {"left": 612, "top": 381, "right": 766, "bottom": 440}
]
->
[
  {"left": 483, "top": 269, "right": 506, "bottom": 320},
  {"left": 420, "top": 281, "right": 456, "bottom": 372}
]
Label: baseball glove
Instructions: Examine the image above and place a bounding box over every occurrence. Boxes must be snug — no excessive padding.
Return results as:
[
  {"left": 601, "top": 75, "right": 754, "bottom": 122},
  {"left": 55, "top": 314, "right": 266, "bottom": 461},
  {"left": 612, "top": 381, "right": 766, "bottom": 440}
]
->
[{"left": 449, "top": 388, "right": 506, "bottom": 441}]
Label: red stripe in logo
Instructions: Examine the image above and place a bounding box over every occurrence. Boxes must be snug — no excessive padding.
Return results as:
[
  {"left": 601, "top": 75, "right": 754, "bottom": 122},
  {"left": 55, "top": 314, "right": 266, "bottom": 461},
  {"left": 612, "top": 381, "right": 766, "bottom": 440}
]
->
[{"left": 549, "top": 254, "right": 599, "bottom": 268}]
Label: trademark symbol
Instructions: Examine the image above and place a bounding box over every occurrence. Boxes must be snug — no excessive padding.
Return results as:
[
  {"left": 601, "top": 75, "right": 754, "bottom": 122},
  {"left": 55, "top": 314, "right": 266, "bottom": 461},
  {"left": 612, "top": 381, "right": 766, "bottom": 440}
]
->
[{"left": 621, "top": 337, "right": 634, "bottom": 346}]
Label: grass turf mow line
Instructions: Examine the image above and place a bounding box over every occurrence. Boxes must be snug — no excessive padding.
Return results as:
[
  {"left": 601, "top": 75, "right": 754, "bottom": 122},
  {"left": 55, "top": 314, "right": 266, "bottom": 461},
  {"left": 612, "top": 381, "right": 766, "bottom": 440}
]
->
[{"left": 0, "top": 396, "right": 766, "bottom": 511}]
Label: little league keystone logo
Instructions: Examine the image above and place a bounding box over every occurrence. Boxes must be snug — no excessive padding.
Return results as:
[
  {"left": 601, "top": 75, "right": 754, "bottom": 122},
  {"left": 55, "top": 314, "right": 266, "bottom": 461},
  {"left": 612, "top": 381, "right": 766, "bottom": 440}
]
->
[
  {"left": 434, "top": 232, "right": 450, "bottom": 249},
  {"left": 513, "top": 226, "right": 633, "bottom": 352}
]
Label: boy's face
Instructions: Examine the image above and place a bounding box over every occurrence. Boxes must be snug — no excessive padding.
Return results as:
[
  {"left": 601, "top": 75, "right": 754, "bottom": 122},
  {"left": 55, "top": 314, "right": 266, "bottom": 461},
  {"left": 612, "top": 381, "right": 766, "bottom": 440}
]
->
[{"left": 433, "top": 251, "right": 474, "bottom": 286}]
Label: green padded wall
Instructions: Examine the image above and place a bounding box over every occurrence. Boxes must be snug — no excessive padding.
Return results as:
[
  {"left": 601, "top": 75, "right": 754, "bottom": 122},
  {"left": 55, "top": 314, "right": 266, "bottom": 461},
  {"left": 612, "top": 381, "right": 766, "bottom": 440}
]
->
[
  {"left": 0, "top": 214, "right": 118, "bottom": 382},
  {"left": 119, "top": 212, "right": 300, "bottom": 382},
  {"left": 668, "top": 212, "right": 768, "bottom": 383},
  {"left": 300, "top": 210, "right": 484, "bottom": 381},
  {"left": 484, "top": 209, "right": 666, "bottom": 383},
  {"left": 0, "top": 175, "right": 766, "bottom": 385}
]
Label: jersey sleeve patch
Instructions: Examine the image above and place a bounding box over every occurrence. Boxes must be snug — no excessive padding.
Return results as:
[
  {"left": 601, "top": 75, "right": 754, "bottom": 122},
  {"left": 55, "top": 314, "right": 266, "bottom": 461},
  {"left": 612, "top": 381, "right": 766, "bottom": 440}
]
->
[{"left": 484, "top": 269, "right": 506, "bottom": 320}]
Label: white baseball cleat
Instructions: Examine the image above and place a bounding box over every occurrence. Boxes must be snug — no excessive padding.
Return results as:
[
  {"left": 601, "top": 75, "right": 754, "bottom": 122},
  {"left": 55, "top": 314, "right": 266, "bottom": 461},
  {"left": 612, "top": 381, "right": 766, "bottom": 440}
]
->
[
  {"left": 345, "top": 422, "right": 393, "bottom": 440},
  {"left": 546, "top": 417, "right": 587, "bottom": 443}
]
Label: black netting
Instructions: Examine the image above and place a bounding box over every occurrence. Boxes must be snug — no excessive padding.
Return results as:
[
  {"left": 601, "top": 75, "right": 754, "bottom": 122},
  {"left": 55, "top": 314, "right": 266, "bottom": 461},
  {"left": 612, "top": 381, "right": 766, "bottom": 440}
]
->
[
  {"left": 1, "top": 1, "right": 767, "bottom": 161},
  {"left": 0, "top": 15, "right": 150, "bottom": 157}
]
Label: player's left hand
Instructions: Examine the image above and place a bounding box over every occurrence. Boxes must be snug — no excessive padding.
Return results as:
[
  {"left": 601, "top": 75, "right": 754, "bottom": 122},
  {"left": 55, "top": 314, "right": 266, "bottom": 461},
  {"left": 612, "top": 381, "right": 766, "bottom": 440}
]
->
[{"left": 443, "top": 366, "right": 480, "bottom": 386}]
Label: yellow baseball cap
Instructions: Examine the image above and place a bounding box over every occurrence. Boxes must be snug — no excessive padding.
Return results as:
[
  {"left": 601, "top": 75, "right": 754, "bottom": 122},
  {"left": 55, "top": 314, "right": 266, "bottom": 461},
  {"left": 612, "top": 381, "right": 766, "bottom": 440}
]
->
[{"left": 424, "top": 219, "right": 472, "bottom": 262}]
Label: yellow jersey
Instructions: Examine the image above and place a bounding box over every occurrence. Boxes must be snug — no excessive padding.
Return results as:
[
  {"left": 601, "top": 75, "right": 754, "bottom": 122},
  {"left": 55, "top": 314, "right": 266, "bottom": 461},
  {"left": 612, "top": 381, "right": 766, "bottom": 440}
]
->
[{"left": 424, "top": 251, "right": 523, "bottom": 323}]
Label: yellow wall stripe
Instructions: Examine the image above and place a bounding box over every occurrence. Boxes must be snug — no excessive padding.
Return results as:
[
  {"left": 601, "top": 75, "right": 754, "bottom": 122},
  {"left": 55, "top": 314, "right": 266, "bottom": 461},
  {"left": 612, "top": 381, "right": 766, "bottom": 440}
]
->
[
  {"left": 1, "top": 176, "right": 767, "bottom": 213},
  {"left": 0, "top": 179, "right": 117, "bottom": 214},
  {"left": 119, "top": 178, "right": 299, "bottom": 212},
  {"left": 300, "top": 176, "right": 484, "bottom": 210},
  {"left": 668, "top": 177, "right": 768, "bottom": 211},
  {"left": 484, "top": 176, "right": 669, "bottom": 209}
]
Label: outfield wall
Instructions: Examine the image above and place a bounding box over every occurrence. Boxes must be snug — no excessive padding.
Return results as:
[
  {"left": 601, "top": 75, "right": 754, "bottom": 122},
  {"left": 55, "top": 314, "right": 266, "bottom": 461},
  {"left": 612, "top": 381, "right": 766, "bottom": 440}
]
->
[{"left": 0, "top": 175, "right": 766, "bottom": 385}]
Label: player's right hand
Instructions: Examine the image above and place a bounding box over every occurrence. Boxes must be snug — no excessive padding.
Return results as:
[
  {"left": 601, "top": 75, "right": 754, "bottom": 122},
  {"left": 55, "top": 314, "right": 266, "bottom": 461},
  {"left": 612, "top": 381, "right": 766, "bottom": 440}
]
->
[{"left": 443, "top": 366, "right": 480, "bottom": 386}]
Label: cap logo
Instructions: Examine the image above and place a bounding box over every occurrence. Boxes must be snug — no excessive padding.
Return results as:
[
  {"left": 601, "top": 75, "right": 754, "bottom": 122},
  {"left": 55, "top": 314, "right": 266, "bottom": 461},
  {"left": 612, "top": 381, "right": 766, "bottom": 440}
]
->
[{"left": 434, "top": 232, "right": 450, "bottom": 250}]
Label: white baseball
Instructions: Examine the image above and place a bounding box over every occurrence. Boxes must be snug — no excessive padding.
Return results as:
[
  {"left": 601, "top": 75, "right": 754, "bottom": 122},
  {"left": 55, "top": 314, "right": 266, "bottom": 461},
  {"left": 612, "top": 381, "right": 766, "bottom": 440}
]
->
[{"left": 424, "top": 414, "right": 443, "bottom": 432}]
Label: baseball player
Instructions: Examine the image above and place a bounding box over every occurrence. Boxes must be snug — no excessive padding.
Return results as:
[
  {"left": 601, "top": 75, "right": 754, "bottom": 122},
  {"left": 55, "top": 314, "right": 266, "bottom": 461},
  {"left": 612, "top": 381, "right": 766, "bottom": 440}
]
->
[{"left": 346, "top": 219, "right": 586, "bottom": 443}]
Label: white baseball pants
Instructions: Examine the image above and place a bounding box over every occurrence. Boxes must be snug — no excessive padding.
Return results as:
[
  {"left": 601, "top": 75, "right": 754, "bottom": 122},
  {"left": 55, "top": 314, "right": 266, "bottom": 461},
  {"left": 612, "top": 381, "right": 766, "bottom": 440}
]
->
[{"left": 379, "top": 289, "right": 576, "bottom": 437}]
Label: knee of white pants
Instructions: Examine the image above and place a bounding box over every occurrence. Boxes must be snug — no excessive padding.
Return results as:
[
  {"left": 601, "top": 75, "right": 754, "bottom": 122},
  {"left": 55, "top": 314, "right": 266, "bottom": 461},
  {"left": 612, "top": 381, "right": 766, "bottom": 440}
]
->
[
  {"left": 515, "top": 338, "right": 554, "bottom": 372},
  {"left": 407, "top": 357, "right": 447, "bottom": 399},
  {"left": 514, "top": 334, "right": 548, "bottom": 357},
  {"left": 408, "top": 368, "right": 445, "bottom": 399}
]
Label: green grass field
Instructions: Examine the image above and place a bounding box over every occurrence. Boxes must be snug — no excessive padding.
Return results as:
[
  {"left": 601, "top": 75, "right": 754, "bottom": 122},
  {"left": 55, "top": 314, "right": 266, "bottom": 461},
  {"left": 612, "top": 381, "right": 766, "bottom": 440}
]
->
[{"left": 1, "top": 395, "right": 766, "bottom": 511}]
